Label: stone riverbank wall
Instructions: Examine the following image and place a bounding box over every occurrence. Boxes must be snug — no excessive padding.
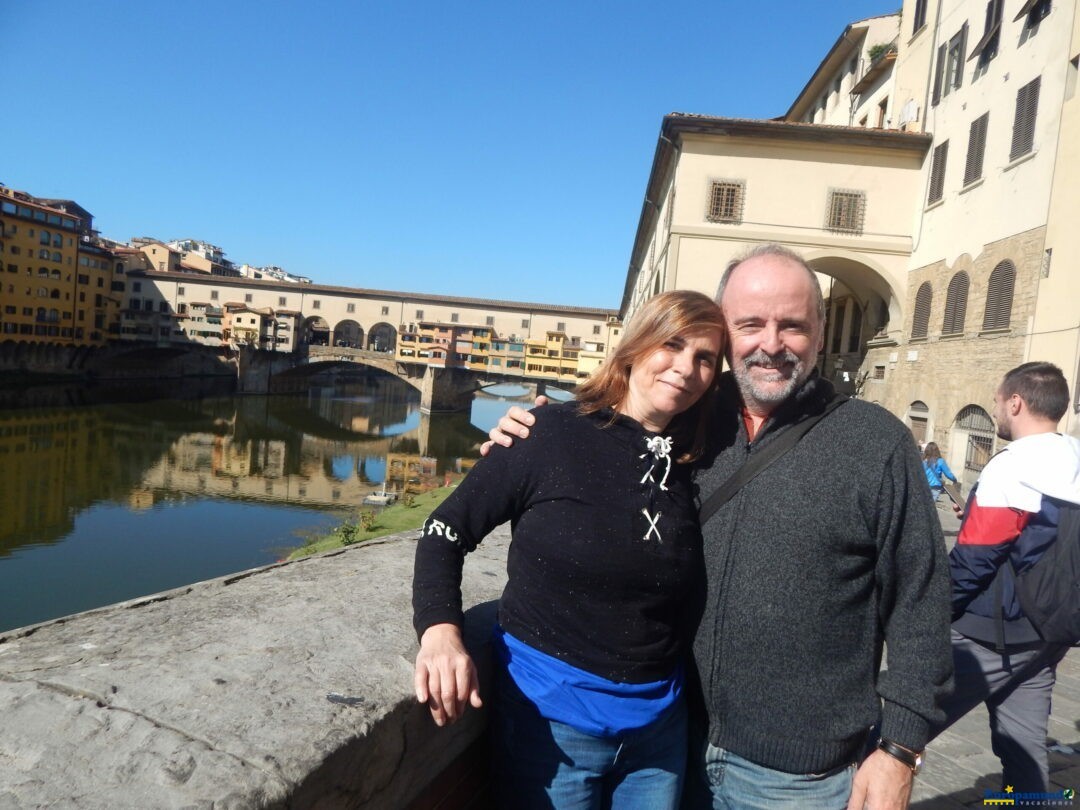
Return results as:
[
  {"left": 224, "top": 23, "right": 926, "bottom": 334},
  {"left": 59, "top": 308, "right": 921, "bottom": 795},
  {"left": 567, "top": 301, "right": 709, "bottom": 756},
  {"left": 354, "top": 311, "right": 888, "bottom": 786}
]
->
[{"left": 0, "top": 527, "right": 510, "bottom": 809}]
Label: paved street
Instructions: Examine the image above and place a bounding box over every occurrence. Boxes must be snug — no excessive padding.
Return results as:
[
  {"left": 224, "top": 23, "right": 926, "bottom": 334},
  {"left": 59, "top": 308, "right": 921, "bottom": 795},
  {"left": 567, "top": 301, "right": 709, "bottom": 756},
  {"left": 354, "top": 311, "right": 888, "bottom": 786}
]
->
[{"left": 913, "top": 503, "right": 1080, "bottom": 807}]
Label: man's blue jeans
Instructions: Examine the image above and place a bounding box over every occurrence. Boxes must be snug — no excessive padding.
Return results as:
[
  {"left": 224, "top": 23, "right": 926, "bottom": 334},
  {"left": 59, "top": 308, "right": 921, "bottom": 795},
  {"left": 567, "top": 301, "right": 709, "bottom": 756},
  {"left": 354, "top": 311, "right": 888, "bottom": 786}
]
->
[
  {"left": 492, "top": 666, "right": 687, "bottom": 809},
  {"left": 695, "top": 743, "right": 855, "bottom": 810}
]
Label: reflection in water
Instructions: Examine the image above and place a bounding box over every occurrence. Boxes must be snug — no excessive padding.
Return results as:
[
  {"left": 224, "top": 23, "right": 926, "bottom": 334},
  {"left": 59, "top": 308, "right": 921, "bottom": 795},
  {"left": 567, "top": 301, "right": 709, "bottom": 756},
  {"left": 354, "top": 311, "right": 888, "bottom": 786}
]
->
[{"left": 0, "top": 375, "right": 515, "bottom": 632}]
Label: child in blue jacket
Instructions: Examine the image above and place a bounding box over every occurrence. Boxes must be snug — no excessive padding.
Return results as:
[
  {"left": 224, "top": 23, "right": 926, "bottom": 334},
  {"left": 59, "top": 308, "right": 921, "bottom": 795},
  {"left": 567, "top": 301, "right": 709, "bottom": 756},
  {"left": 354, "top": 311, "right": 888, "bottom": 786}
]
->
[{"left": 923, "top": 441, "right": 958, "bottom": 501}]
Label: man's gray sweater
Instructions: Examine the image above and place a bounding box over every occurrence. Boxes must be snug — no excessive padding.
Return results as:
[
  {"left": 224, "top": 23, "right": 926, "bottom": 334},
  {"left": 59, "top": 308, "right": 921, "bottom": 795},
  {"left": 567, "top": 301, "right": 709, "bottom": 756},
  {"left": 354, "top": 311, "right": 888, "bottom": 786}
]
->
[{"left": 692, "top": 372, "right": 952, "bottom": 774}]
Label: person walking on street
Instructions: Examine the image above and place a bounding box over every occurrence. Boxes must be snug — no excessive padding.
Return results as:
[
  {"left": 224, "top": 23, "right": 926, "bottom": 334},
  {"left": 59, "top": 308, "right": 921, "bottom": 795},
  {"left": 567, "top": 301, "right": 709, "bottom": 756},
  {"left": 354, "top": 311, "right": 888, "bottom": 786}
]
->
[
  {"left": 922, "top": 442, "right": 959, "bottom": 502},
  {"left": 933, "top": 362, "right": 1080, "bottom": 796}
]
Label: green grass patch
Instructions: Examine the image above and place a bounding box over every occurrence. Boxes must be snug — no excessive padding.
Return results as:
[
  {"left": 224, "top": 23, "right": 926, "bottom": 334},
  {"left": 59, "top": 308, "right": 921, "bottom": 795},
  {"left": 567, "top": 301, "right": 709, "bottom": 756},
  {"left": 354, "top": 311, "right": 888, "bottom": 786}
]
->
[{"left": 287, "top": 483, "right": 460, "bottom": 560}]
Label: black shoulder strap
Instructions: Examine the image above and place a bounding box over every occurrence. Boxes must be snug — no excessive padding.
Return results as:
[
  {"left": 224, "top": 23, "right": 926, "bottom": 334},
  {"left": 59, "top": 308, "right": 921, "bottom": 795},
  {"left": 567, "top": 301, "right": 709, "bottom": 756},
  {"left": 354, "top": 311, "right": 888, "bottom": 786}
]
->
[{"left": 698, "top": 395, "right": 848, "bottom": 525}]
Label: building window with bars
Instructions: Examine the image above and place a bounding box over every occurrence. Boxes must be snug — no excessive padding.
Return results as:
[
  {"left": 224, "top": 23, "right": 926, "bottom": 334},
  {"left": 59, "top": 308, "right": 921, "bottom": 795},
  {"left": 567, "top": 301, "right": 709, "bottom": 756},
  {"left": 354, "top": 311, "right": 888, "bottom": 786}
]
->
[
  {"left": 928, "top": 141, "right": 949, "bottom": 203},
  {"left": 983, "top": 259, "right": 1016, "bottom": 330},
  {"left": 956, "top": 405, "right": 995, "bottom": 472},
  {"left": 706, "top": 180, "right": 745, "bottom": 224},
  {"left": 942, "top": 271, "right": 969, "bottom": 335},
  {"left": 912, "top": 282, "right": 932, "bottom": 339},
  {"left": 964, "top": 114, "right": 989, "bottom": 186},
  {"left": 451, "top": 313, "right": 459, "bottom": 323},
  {"left": 825, "top": 190, "right": 866, "bottom": 234},
  {"left": 1010, "top": 76, "right": 1041, "bottom": 161}
]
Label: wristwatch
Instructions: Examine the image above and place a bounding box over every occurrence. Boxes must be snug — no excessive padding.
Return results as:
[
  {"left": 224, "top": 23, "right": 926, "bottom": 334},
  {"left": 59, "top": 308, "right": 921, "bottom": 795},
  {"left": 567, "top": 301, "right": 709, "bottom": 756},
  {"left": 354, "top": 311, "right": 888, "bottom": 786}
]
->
[{"left": 878, "top": 738, "right": 924, "bottom": 775}]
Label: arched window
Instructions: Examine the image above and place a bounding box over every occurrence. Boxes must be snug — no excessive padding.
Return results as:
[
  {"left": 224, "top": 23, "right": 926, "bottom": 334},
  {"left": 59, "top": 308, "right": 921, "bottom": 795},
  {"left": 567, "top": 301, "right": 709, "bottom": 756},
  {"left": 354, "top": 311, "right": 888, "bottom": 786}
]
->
[
  {"left": 51, "top": 251, "right": 61, "bottom": 262},
  {"left": 942, "top": 271, "right": 969, "bottom": 335},
  {"left": 37, "top": 267, "right": 49, "bottom": 277},
  {"left": 36, "top": 307, "right": 46, "bottom": 320},
  {"left": 912, "top": 282, "right": 932, "bottom": 339},
  {"left": 50, "top": 269, "right": 60, "bottom": 279},
  {"left": 38, "top": 248, "right": 50, "bottom": 260},
  {"left": 955, "top": 405, "right": 995, "bottom": 472},
  {"left": 37, "top": 287, "right": 47, "bottom": 297},
  {"left": 52, "top": 234, "right": 62, "bottom": 248},
  {"left": 50, "top": 289, "right": 60, "bottom": 299},
  {"left": 39, "top": 230, "right": 51, "bottom": 245},
  {"left": 48, "top": 308, "right": 59, "bottom": 322},
  {"left": 908, "top": 400, "right": 930, "bottom": 445},
  {"left": 983, "top": 260, "right": 1016, "bottom": 330}
]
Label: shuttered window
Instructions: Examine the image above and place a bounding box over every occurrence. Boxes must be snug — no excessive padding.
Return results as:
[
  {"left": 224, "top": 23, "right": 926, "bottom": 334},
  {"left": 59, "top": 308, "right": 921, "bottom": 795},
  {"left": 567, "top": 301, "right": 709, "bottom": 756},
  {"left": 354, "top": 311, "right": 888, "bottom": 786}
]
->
[
  {"left": 932, "top": 43, "right": 946, "bottom": 105},
  {"left": 982, "top": 260, "right": 1016, "bottom": 330},
  {"left": 707, "top": 181, "right": 745, "bottom": 224},
  {"left": 825, "top": 189, "right": 866, "bottom": 234},
  {"left": 928, "top": 141, "right": 949, "bottom": 203},
  {"left": 964, "top": 113, "right": 989, "bottom": 185},
  {"left": 912, "top": 282, "right": 932, "bottom": 339},
  {"left": 1015, "top": 0, "right": 1051, "bottom": 26},
  {"left": 942, "top": 272, "right": 969, "bottom": 335},
  {"left": 1010, "top": 77, "right": 1041, "bottom": 161},
  {"left": 969, "top": 0, "right": 1003, "bottom": 65}
]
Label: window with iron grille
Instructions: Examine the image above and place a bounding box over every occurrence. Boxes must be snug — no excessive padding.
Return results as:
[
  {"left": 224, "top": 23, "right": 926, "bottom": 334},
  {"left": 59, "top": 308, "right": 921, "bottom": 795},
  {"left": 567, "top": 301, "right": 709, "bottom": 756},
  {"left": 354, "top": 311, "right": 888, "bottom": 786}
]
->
[
  {"left": 970, "top": 0, "right": 1003, "bottom": 67},
  {"left": 956, "top": 405, "right": 995, "bottom": 471},
  {"left": 912, "top": 282, "right": 932, "bottom": 339},
  {"left": 982, "top": 260, "right": 1016, "bottom": 330},
  {"left": 1010, "top": 76, "right": 1041, "bottom": 160},
  {"left": 825, "top": 190, "right": 866, "bottom": 234},
  {"left": 942, "top": 271, "right": 969, "bottom": 335},
  {"left": 706, "top": 181, "right": 745, "bottom": 224},
  {"left": 873, "top": 365, "right": 886, "bottom": 380},
  {"left": 928, "top": 141, "right": 949, "bottom": 203},
  {"left": 963, "top": 114, "right": 989, "bottom": 186}
]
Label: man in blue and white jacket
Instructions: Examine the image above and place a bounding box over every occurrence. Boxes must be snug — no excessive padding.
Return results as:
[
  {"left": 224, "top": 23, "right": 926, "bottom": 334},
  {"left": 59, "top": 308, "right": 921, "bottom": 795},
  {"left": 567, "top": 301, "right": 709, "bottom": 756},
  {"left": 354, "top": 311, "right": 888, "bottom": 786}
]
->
[{"left": 939, "top": 362, "right": 1080, "bottom": 794}]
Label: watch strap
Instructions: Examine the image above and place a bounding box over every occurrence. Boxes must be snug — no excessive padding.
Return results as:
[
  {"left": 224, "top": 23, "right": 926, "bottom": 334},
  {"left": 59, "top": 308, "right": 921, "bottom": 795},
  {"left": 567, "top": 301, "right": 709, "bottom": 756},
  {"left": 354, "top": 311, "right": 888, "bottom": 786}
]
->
[{"left": 878, "top": 738, "right": 922, "bottom": 772}]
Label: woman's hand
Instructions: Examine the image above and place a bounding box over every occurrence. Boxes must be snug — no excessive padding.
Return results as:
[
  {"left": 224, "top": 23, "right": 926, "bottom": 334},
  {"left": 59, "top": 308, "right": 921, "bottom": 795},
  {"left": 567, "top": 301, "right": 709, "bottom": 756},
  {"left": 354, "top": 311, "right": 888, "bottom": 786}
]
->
[
  {"left": 414, "top": 623, "right": 482, "bottom": 726},
  {"left": 480, "top": 396, "right": 549, "bottom": 456}
]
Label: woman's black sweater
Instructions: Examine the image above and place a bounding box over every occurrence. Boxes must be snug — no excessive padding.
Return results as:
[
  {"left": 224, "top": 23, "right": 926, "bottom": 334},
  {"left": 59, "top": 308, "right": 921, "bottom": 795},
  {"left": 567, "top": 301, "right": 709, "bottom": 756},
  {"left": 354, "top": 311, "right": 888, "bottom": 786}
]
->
[{"left": 412, "top": 402, "right": 704, "bottom": 683}]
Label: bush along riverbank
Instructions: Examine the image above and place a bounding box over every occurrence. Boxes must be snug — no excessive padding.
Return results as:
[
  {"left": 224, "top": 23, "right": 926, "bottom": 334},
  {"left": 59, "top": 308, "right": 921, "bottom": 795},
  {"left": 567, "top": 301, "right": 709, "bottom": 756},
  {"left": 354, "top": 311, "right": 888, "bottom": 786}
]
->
[{"left": 287, "top": 478, "right": 462, "bottom": 560}]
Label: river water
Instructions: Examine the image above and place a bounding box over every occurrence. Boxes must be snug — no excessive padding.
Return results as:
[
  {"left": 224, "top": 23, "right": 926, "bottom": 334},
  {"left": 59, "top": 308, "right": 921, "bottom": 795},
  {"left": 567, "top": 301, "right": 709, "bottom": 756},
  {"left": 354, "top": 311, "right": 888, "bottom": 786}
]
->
[{"left": 0, "top": 372, "right": 560, "bottom": 633}]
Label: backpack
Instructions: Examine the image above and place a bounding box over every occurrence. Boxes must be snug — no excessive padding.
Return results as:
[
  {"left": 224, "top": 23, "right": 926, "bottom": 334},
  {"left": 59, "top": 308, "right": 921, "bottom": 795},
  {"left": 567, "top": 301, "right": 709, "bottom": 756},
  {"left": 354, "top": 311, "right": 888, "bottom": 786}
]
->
[{"left": 1012, "top": 500, "right": 1080, "bottom": 644}]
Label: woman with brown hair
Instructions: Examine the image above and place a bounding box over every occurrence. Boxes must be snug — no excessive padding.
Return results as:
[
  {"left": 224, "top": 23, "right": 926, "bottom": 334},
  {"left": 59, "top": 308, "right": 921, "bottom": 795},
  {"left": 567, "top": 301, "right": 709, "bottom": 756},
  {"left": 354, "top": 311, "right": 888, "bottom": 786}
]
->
[
  {"left": 923, "top": 441, "right": 959, "bottom": 502},
  {"left": 412, "top": 289, "right": 725, "bottom": 808}
]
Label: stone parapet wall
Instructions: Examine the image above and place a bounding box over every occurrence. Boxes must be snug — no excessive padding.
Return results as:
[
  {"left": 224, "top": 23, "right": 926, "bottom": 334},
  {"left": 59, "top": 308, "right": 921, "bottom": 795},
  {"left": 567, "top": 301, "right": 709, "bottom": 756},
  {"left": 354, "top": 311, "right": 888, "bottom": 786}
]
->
[{"left": 0, "top": 527, "right": 509, "bottom": 809}]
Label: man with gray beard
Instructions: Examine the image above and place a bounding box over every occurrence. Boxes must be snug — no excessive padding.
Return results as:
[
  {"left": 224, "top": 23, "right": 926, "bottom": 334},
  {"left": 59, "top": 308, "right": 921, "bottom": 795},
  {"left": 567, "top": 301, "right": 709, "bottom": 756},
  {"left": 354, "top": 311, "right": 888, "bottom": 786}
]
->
[{"left": 488, "top": 244, "right": 952, "bottom": 809}]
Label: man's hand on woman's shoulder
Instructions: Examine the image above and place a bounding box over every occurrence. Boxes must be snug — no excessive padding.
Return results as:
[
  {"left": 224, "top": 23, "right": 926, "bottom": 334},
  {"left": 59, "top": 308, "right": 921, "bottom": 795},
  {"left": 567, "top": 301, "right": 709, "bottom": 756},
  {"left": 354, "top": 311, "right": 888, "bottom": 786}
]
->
[{"left": 480, "top": 395, "right": 550, "bottom": 456}]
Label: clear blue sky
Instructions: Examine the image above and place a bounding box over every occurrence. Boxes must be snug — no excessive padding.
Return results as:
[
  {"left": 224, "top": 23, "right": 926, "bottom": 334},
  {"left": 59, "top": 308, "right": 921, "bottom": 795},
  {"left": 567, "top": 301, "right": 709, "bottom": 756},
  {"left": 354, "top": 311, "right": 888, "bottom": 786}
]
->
[{"left": 2, "top": 1, "right": 895, "bottom": 309}]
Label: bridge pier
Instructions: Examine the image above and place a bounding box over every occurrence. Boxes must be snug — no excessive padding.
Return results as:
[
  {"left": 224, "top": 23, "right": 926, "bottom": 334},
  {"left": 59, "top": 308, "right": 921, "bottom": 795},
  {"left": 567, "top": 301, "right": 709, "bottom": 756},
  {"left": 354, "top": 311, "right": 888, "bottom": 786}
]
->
[{"left": 420, "top": 366, "right": 479, "bottom": 414}]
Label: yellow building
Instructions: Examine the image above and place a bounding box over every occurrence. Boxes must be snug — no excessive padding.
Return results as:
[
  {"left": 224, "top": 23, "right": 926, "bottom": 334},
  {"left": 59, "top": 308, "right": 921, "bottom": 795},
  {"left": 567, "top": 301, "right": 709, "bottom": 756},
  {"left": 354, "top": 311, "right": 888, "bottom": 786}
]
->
[{"left": 0, "top": 188, "right": 84, "bottom": 344}]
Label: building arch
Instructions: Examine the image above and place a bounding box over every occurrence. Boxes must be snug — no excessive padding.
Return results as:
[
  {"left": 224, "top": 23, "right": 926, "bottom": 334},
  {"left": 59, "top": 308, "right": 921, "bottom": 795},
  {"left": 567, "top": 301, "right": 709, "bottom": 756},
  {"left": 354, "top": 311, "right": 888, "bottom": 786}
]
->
[
  {"left": 300, "top": 316, "right": 331, "bottom": 347},
  {"left": 332, "top": 319, "right": 364, "bottom": 348},
  {"left": 803, "top": 253, "right": 901, "bottom": 394},
  {"left": 907, "top": 400, "right": 931, "bottom": 446},
  {"left": 367, "top": 322, "right": 397, "bottom": 352}
]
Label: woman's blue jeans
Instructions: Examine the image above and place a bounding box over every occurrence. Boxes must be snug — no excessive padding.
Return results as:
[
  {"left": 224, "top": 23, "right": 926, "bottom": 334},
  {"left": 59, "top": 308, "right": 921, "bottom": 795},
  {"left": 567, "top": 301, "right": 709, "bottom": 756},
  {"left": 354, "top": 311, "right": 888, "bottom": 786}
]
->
[{"left": 491, "top": 666, "right": 687, "bottom": 809}]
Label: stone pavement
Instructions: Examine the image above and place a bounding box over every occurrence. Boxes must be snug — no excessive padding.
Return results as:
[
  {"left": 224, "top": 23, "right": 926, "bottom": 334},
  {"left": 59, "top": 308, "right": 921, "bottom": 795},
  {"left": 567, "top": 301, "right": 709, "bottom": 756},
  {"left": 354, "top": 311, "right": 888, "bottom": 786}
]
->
[{"left": 913, "top": 502, "right": 1080, "bottom": 808}]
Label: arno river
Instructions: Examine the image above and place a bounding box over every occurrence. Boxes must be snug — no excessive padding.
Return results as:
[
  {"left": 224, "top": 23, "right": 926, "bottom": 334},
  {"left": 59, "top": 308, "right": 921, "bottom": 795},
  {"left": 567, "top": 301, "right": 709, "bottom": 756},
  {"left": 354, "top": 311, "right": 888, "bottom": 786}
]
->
[{"left": 0, "top": 372, "right": 558, "bottom": 633}]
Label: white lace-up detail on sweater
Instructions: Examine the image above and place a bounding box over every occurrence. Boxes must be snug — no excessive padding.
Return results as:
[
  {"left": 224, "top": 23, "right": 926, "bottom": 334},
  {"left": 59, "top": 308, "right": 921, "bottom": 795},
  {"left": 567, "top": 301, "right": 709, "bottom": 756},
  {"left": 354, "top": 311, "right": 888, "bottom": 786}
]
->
[{"left": 640, "top": 435, "right": 674, "bottom": 542}]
